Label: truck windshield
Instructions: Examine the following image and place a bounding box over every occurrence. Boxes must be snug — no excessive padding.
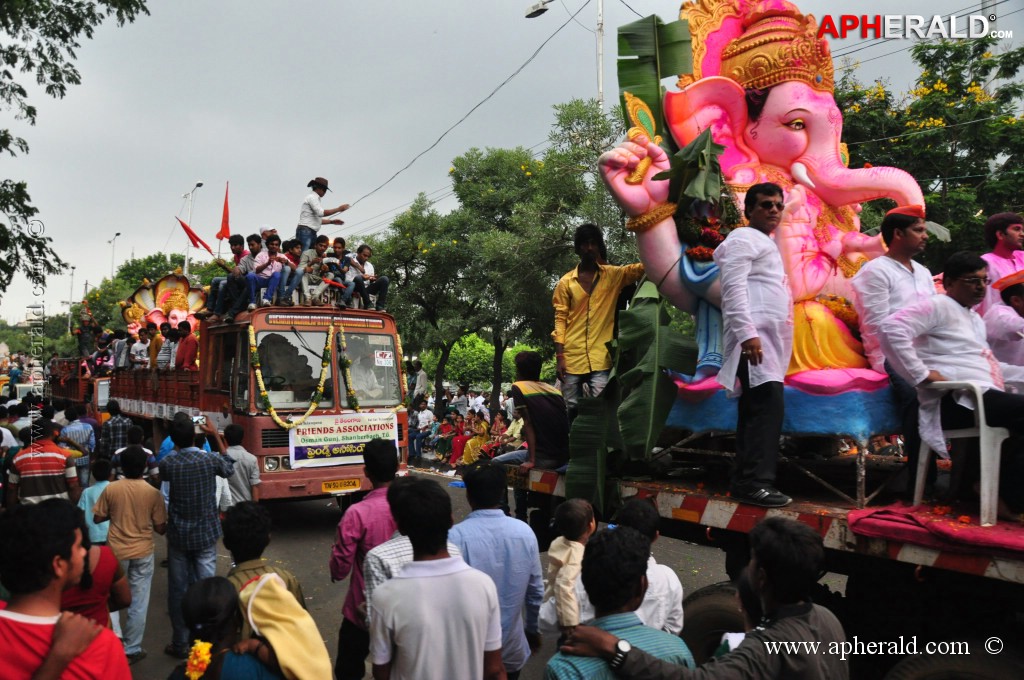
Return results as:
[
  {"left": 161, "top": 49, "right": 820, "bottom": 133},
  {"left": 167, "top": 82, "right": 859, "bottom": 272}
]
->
[
  {"left": 339, "top": 332, "right": 401, "bottom": 407},
  {"left": 255, "top": 330, "right": 335, "bottom": 409}
]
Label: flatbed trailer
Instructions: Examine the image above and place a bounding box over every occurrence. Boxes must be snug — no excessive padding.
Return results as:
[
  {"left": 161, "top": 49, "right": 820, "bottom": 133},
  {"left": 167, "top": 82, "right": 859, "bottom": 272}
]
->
[{"left": 512, "top": 444, "right": 1024, "bottom": 678}]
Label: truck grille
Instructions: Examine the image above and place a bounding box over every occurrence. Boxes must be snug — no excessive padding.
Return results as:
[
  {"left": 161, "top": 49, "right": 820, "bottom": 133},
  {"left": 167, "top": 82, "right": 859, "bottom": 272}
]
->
[{"left": 261, "top": 429, "right": 290, "bottom": 449}]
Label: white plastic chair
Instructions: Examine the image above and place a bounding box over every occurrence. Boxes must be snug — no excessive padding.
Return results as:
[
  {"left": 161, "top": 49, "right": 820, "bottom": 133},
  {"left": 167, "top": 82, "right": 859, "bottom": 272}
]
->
[{"left": 915, "top": 381, "right": 1010, "bottom": 527}]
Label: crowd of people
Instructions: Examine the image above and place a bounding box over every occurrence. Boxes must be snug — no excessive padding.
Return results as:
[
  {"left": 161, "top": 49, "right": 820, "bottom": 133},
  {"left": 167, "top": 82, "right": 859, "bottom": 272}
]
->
[
  {"left": 0, "top": 391, "right": 844, "bottom": 680},
  {"left": 707, "top": 188, "right": 1024, "bottom": 515},
  {"left": 197, "top": 177, "right": 389, "bottom": 323}
]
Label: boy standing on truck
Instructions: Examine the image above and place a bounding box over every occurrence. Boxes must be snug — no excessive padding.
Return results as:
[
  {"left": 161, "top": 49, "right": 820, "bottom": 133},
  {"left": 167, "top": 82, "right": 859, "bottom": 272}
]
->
[{"left": 713, "top": 183, "right": 792, "bottom": 508}]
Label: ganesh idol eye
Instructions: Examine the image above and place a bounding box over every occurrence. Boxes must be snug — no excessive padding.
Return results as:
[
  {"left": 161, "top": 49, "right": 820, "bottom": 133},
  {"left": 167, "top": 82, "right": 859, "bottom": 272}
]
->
[{"left": 783, "top": 119, "right": 806, "bottom": 130}]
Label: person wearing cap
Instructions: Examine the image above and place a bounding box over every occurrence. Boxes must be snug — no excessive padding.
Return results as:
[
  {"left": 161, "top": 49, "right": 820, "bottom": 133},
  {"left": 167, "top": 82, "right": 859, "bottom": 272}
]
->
[
  {"left": 295, "top": 177, "right": 350, "bottom": 254},
  {"left": 978, "top": 212, "right": 1024, "bottom": 315},
  {"left": 851, "top": 205, "right": 935, "bottom": 492},
  {"left": 985, "top": 271, "right": 1024, "bottom": 368},
  {"left": 714, "top": 183, "right": 792, "bottom": 508}
]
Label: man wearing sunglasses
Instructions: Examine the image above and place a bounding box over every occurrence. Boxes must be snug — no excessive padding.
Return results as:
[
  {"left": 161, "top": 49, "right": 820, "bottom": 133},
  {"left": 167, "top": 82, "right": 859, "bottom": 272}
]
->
[{"left": 713, "top": 183, "right": 793, "bottom": 508}]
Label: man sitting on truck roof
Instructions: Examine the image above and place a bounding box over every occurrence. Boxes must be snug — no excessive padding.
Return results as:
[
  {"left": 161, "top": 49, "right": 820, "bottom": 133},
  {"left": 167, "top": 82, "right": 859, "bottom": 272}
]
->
[{"left": 560, "top": 516, "right": 848, "bottom": 680}]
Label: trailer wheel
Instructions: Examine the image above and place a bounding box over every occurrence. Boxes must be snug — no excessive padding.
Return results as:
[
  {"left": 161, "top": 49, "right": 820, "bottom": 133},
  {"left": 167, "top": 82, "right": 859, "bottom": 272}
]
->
[
  {"left": 680, "top": 582, "right": 745, "bottom": 666},
  {"left": 884, "top": 647, "right": 1024, "bottom": 680}
]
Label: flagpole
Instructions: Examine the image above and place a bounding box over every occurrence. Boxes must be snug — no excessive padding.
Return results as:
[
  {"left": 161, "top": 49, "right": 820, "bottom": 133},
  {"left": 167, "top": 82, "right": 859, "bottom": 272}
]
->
[{"left": 182, "top": 181, "right": 203, "bottom": 277}]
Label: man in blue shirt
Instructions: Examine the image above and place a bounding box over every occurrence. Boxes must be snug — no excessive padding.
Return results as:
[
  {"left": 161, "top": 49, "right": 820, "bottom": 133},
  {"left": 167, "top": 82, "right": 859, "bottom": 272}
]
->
[
  {"left": 158, "top": 412, "right": 234, "bottom": 659},
  {"left": 545, "top": 526, "right": 694, "bottom": 680},
  {"left": 450, "top": 463, "right": 544, "bottom": 680}
]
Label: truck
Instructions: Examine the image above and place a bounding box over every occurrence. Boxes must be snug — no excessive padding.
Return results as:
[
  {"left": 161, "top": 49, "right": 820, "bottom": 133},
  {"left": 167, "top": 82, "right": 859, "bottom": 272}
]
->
[
  {"left": 510, "top": 292, "right": 1024, "bottom": 679},
  {"left": 50, "top": 306, "right": 409, "bottom": 503}
]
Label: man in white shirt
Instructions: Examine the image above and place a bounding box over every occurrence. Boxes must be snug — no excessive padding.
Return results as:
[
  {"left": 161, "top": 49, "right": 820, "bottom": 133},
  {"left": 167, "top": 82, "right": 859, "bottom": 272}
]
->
[
  {"left": 851, "top": 205, "right": 936, "bottom": 493},
  {"left": 295, "top": 177, "right": 349, "bottom": 253},
  {"left": 985, "top": 272, "right": 1024, "bottom": 368},
  {"left": 408, "top": 400, "right": 435, "bottom": 466},
  {"left": 349, "top": 245, "right": 389, "bottom": 312},
  {"left": 412, "top": 360, "right": 428, "bottom": 403},
  {"left": 369, "top": 477, "right": 504, "bottom": 680},
  {"left": 880, "top": 252, "right": 1024, "bottom": 468},
  {"left": 129, "top": 327, "right": 151, "bottom": 370},
  {"left": 978, "top": 212, "right": 1024, "bottom": 315},
  {"left": 714, "top": 182, "right": 793, "bottom": 508},
  {"left": 612, "top": 499, "right": 684, "bottom": 635},
  {"left": 363, "top": 478, "right": 463, "bottom": 624}
]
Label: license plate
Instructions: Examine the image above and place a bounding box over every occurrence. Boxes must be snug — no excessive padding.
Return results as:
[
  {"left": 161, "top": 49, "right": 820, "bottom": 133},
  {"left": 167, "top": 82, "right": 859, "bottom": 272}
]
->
[{"left": 322, "top": 479, "right": 362, "bottom": 494}]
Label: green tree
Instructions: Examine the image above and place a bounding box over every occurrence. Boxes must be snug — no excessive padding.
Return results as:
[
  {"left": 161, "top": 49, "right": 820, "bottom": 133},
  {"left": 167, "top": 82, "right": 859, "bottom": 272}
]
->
[
  {"left": 370, "top": 195, "right": 484, "bottom": 399},
  {"left": 421, "top": 333, "right": 495, "bottom": 388},
  {"left": 376, "top": 99, "right": 630, "bottom": 408},
  {"left": 836, "top": 38, "right": 1024, "bottom": 270},
  {"left": 1, "top": 1, "right": 150, "bottom": 293}
]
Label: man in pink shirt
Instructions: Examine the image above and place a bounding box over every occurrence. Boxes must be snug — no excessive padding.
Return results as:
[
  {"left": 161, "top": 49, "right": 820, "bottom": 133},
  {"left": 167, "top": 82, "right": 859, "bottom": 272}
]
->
[
  {"left": 329, "top": 439, "right": 398, "bottom": 680},
  {"left": 979, "top": 212, "right": 1024, "bottom": 315},
  {"left": 247, "top": 233, "right": 288, "bottom": 309}
]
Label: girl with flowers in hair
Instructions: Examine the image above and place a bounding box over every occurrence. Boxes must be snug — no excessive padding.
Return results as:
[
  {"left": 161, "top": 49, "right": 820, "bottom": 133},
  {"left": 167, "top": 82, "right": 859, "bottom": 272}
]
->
[{"left": 169, "top": 577, "right": 283, "bottom": 680}]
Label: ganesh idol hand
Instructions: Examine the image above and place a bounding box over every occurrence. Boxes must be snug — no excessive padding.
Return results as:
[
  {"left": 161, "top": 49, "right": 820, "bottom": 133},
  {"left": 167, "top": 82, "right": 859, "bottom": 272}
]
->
[{"left": 598, "top": 134, "right": 670, "bottom": 217}]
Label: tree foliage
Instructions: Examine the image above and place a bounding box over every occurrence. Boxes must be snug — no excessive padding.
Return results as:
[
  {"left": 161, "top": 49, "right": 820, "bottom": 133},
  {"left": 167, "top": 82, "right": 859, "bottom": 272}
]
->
[
  {"left": 0, "top": 0, "right": 150, "bottom": 294},
  {"left": 835, "top": 37, "right": 1024, "bottom": 269},
  {"left": 376, "top": 99, "right": 632, "bottom": 407}
]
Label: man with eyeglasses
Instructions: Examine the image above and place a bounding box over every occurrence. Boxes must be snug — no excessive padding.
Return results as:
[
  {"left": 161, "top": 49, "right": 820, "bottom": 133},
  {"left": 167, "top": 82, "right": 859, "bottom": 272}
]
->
[
  {"left": 881, "top": 252, "right": 1024, "bottom": 516},
  {"left": 851, "top": 205, "right": 936, "bottom": 495},
  {"left": 713, "top": 182, "right": 793, "bottom": 508}
]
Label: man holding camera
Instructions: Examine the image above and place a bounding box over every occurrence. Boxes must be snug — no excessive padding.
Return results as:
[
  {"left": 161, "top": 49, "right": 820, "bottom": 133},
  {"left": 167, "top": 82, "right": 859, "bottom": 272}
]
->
[{"left": 158, "top": 413, "right": 234, "bottom": 659}]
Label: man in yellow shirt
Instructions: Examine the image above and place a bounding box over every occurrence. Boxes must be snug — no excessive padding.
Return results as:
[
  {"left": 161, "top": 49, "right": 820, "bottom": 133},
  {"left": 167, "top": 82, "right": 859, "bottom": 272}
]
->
[{"left": 552, "top": 224, "right": 644, "bottom": 421}]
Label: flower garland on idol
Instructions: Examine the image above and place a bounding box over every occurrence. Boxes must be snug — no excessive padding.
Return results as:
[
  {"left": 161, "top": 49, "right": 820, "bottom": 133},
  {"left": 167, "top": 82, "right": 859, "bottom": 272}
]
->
[{"left": 249, "top": 324, "right": 337, "bottom": 429}]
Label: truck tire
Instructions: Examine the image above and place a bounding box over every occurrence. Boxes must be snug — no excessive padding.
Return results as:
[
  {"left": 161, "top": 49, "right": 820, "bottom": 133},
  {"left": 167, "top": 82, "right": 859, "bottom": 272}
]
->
[
  {"left": 680, "top": 581, "right": 745, "bottom": 666},
  {"left": 884, "top": 647, "right": 1024, "bottom": 679}
]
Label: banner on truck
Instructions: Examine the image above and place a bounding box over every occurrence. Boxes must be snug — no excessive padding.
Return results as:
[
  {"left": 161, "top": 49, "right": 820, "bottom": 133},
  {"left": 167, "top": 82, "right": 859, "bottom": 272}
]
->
[{"left": 289, "top": 412, "right": 399, "bottom": 468}]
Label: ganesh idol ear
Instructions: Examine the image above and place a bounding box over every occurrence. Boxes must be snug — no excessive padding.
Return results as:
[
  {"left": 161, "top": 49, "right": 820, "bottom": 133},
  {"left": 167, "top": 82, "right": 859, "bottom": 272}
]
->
[{"left": 664, "top": 76, "right": 759, "bottom": 183}]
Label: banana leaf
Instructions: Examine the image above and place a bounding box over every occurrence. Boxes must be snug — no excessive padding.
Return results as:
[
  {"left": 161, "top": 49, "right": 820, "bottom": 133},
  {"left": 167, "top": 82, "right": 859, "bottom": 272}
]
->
[
  {"left": 565, "top": 391, "right": 618, "bottom": 511},
  {"left": 614, "top": 281, "right": 697, "bottom": 459},
  {"left": 617, "top": 16, "right": 691, "bottom": 141},
  {"left": 652, "top": 127, "right": 726, "bottom": 206}
]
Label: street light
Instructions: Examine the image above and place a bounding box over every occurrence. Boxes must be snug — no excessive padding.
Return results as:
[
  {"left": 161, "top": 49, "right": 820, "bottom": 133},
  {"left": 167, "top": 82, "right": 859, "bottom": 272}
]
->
[
  {"left": 526, "top": 0, "right": 604, "bottom": 110},
  {"left": 108, "top": 232, "right": 121, "bottom": 278},
  {"left": 67, "top": 266, "right": 76, "bottom": 335},
  {"left": 182, "top": 181, "right": 204, "bottom": 277}
]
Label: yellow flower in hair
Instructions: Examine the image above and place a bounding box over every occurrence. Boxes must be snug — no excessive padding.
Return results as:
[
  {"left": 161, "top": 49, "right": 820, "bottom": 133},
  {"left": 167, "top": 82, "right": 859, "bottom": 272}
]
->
[{"left": 185, "top": 640, "right": 213, "bottom": 680}]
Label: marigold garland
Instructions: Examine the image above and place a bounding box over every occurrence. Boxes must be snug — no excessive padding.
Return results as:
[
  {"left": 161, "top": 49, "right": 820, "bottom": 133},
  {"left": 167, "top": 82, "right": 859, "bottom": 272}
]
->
[
  {"left": 335, "top": 325, "right": 360, "bottom": 412},
  {"left": 185, "top": 640, "right": 213, "bottom": 680},
  {"left": 249, "top": 324, "right": 335, "bottom": 429}
]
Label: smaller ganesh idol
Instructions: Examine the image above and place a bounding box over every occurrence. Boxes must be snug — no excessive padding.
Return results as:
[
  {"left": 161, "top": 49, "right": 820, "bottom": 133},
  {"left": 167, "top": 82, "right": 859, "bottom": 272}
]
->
[{"left": 120, "top": 270, "right": 206, "bottom": 337}]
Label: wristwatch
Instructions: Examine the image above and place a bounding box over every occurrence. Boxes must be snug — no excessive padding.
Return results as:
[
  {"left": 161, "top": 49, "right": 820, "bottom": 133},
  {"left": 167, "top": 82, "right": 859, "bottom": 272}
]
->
[{"left": 609, "top": 638, "right": 632, "bottom": 670}]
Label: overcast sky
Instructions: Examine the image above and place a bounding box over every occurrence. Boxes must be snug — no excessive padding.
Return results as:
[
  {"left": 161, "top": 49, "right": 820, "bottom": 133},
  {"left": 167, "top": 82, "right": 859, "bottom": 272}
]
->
[{"left": 1, "top": 0, "right": 1020, "bottom": 323}]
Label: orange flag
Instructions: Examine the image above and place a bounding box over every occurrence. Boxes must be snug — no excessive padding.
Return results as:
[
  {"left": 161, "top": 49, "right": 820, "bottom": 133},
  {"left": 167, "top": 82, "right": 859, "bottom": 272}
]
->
[
  {"left": 176, "top": 217, "right": 214, "bottom": 255},
  {"left": 217, "top": 181, "right": 230, "bottom": 240}
]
